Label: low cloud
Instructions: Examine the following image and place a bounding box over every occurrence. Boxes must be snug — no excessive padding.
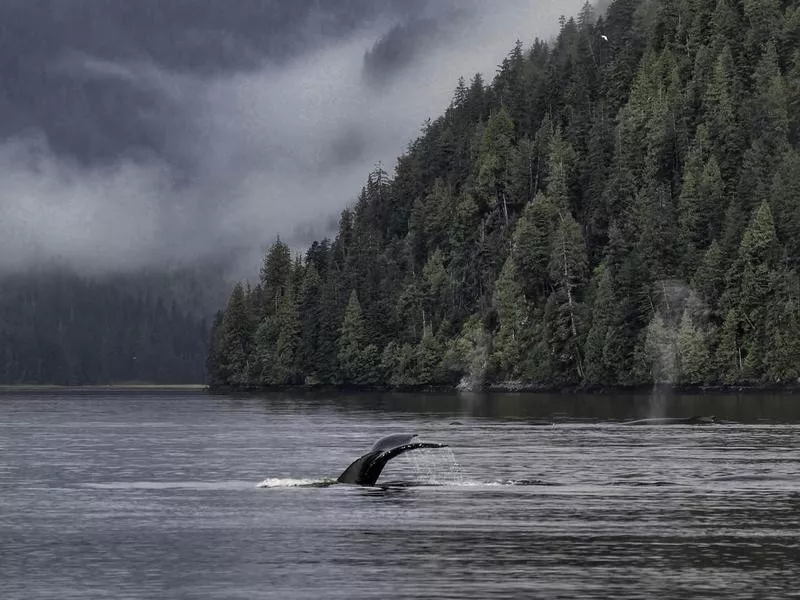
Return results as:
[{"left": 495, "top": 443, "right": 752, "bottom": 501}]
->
[{"left": 0, "top": 0, "right": 585, "bottom": 276}]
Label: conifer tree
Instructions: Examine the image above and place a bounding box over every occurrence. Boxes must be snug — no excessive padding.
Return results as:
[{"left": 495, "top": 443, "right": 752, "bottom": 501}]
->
[
  {"left": 547, "top": 208, "right": 588, "bottom": 380},
  {"left": 415, "top": 332, "right": 445, "bottom": 385},
  {"left": 260, "top": 239, "right": 292, "bottom": 318},
  {"left": 298, "top": 265, "right": 322, "bottom": 380},
  {"left": 704, "top": 45, "right": 743, "bottom": 186},
  {"left": 272, "top": 287, "right": 300, "bottom": 384},
  {"left": 769, "top": 149, "right": 800, "bottom": 262},
  {"left": 736, "top": 42, "right": 790, "bottom": 220},
  {"left": 709, "top": 0, "right": 742, "bottom": 58},
  {"left": 315, "top": 277, "right": 344, "bottom": 384},
  {"left": 475, "top": 107, "right": 515, "bottom": 222},
  {"left": 338, "top": 291, "right": 379, "bottom": 385},
  {"left": 692, "top": 239, "right": 726, "bottom": 308},
  {"left": 421, "top": 248, "right": 450, "bottom": 335},
  {"left": 678, "top": 127, "right": 722, "bottom": 273},
  {"left": 584, "top": 265, "right": 615, "bottom": 384},
  {"left": 720, "top": 201, "right": 782, "bottom": 380},
  {"left": 491, "top": 257, "right": 528, "bottom": 378},
  {"left": 743, "top": 0, "right": 782, "bottom": 57},
  {"left": 512, "top": 196, "right": 557, "bottom": 300},
  {"left": 251, "top": 317, "right": 277, "bottom": 385},
  {"left": 220, "top": 283, "right": 254, "bottom": 386},
  {"left": 786, "top": 50, "right": 800, "bottom": 145},
  {"left": 676, "top": 307, "right": 711, "bottom": 384},
  {"left": 764, "top": 272, "right": 800, "bottom": 382}
]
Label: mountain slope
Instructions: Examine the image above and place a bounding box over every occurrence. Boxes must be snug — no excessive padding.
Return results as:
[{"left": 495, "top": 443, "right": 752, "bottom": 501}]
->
[{"left": 209, "top": 0, "right": 800, "bottom": 389}]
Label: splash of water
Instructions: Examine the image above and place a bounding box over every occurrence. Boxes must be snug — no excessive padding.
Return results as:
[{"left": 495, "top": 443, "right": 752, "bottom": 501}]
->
[
  {"left": 257, "top": 477, "right": 337, "bottom": 488},
  {"left": 647, "top": 384, "right": 672, "bottom": 420},
  {"left": 406, "top": 447, "right": 463, "bottom": 485}
]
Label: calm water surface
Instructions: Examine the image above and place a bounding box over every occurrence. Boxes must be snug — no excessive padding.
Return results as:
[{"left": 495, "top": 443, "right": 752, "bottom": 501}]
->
[{"left": 2, "top": 391, "right": 799, "bottom": 599}]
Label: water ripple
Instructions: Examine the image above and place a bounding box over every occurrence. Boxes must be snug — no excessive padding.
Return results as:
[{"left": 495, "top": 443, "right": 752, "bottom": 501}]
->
[{"left": 2, "top": 391, "right": 799, "bottom": 599}]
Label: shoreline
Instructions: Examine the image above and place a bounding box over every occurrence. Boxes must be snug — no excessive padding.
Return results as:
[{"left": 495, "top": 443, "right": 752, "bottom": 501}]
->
[
  {"left": 3, "top": 382, "right": 798, "bottom": 395},
  {"left": 207, "top": 382, "right": 800, "bottom": 395},
  {"left": 0, "top": 384, "right": 208, "bottom": 393}
]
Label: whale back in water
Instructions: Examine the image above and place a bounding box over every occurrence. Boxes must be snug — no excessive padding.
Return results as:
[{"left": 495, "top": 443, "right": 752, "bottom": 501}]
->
[
  {"left": 337, "top": 434, "right": 448, "bottom": 486},
  {"left": 622, "top": 416, "right": 718, "bottom": 425}
]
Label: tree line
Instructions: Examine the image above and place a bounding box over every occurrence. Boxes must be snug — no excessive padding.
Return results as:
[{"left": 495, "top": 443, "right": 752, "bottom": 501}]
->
[
  {"left": 0, "top": 269, "right": 209, "bottom": 385},
  {"left": 209, "top": 0, "right": 800, "bottom": 390}
]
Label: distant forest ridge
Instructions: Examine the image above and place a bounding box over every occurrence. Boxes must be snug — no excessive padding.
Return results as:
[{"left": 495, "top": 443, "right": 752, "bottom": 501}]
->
[
  {"left": 208, "top": 0, "right": 800, "bottom": 390},
  {"left": 0, "top": 268, "right": 212, "bottom": 385}
]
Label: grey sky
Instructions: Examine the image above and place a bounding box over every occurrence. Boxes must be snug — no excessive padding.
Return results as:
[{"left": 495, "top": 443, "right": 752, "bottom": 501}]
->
[{"left": 0, "top": 0, "right": 586, "bottom": 275}]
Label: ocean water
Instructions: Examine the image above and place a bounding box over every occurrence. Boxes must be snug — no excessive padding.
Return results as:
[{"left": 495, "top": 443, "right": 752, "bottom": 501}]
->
[{"left": 2, "top": 390, "right": 799, "bottom": 599}]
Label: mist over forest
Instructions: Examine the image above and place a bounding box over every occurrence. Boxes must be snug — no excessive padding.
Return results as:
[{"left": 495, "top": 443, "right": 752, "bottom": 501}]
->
[
  {"left": 0, "top": 0, "right": 580, "bottom": 274},
  {"left": 0, "top": 0, "right": 581, "bottom": 384}
]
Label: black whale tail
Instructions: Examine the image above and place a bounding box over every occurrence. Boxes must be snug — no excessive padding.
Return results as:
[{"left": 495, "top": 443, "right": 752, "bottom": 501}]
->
[{"left": 336, "top": 434, "right": 448, "bottom": 486}]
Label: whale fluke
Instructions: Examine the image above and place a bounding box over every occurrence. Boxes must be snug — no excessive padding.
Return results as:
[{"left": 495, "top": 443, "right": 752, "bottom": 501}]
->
[
  {"left": 336, "top": 434, "right": 448, "bottom": 486},
  {"left": 370, "top": 433, "right": 419, "bottom": 452}
]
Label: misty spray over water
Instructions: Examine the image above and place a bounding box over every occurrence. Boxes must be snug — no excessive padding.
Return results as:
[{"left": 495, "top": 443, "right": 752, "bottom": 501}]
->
[
  {"left": 643, "top": 280, "right": 711, "bottom": 418},
  {"left": 407, "top": 447, "right": 463, "bottom": 485}
]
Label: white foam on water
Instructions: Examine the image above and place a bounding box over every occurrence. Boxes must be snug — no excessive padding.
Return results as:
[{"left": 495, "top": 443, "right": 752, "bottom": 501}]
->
[
  {"left": 256, "top": 477, "right": 335, "bottom": 488},
  {"left": 448, "top": 480, "right": 502, "bottom": 487},
  {"left": 445, "top": 479, "right": 550, "bottom": 487}
]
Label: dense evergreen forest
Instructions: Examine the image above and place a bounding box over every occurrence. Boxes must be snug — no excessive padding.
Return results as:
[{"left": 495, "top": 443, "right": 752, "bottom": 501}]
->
[
  {"left": 208, "top": 0, "right": 800, "bottom": 390},
  {"left": 0, "top": 269, "right": 209, "bottom": 385}
]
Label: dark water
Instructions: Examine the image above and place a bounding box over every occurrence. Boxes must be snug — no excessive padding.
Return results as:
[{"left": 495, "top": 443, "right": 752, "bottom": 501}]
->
[{"left": 2, "top": 390, "right": 800, "bottom": 599}]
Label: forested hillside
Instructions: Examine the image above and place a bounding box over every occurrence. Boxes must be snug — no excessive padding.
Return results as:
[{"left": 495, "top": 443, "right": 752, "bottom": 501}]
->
[
  {"left": 209, "top": 0, "right": 800, "bottom": 390},
  {"left": 0, "top": 269, "right": 209, "bottom": 385}
]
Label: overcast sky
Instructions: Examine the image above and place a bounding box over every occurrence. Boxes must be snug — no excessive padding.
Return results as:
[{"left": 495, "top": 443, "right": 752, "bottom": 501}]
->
[{"left": 0, "top": 0, "right": 586, "bottom": 275}]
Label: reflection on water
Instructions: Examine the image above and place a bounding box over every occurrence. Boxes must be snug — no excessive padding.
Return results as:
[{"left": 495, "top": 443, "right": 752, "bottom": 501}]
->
[{"left": 1, "top": 390, "right": 799, "bottom": 599}]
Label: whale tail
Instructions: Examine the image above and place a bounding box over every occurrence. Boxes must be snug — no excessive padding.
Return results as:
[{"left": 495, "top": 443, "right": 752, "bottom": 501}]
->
[{"left": 336, "top": 434, "right": 448, "bottom": 486}]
